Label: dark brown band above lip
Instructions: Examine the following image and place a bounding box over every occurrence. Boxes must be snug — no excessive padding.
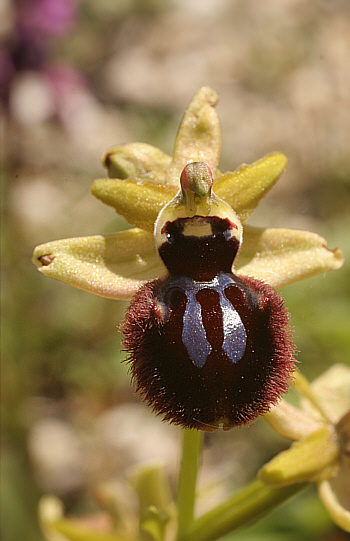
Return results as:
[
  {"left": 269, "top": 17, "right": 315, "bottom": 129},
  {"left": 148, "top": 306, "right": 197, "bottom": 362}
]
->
[
  {"left": 161, "top": 215, "right": 235, "bottom": 236},
  {"left": 158, "top": 216, "right": 240, "bottom": 281}
]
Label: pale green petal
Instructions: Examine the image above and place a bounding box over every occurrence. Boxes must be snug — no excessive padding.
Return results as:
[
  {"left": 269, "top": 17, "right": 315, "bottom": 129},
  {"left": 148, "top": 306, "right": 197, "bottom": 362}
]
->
[
  {"left": 301, "top": 364, "right": 350, "bottom": 425},
  {"left": 259, "top": 427, "right": 339, "bottom": 486},
  {"left": 235, "top": 226, "right": 344, "bottom": 288},
  {"left": 318, "top": 475, "right": 350, "bottom": 533},
  {"left": 91, "top": 179, "right": 176, "bottom": 232},
  {"left": 293, "top": 371, "right": 330, "bottom": 423},
  {"left": 102, "top": 142, "right": 172, "bottom": 184},
  {"left": 32, "top": 229, "right": 166, "bottom": 300},
  {"left": 264, "top": 400, "right": 322, "bottom": 441},
  {"left": 167, "top": 87, "right": 221, "bottom": 184},
  {"left": 214, "top": 153, "right": 287, "bottom": 222}
]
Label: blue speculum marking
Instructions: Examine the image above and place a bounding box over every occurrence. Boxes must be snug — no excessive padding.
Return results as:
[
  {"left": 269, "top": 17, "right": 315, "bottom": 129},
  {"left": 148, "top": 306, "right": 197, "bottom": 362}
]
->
[{"left": 163, "top": 273, "right": 247, "bottom": 368}]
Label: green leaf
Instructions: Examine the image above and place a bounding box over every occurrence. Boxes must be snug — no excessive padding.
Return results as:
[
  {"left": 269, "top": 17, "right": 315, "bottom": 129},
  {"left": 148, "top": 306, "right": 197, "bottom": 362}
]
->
[
  {"left": 32, "top": 229, "right": 166, "bottom": 300},
  {"left": 102, "top": 142, "right": 172, "bottom": 184},
  {"left": 214, "top": 153, "right": 287, "bottom": 222},
  {"left": 167, "top": 87, "right": 221, "bottom": 184},
  {"left": 259, "top": 427, "right": 339, "bottom": 486},
  {"left": 235, "top": 226, "right": 344, "bottom": 288},
  {"left": 91, "top": 179, "right": 176, "bottom": 232}
]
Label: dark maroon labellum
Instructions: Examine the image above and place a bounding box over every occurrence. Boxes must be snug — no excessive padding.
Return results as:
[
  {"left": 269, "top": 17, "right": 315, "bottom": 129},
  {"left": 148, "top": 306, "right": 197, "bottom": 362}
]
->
[
  {"left": 121, "top": 186, "right": 296, "bottom": 431},
  {"left": 159, "top": 216, "right": 240, "bottom": 281}
]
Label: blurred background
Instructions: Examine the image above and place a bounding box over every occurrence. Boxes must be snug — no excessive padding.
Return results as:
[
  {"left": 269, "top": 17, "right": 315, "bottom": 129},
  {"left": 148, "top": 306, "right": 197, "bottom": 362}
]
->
[{"left": 1, "top": 1, "right": 350, "bottom": 540}]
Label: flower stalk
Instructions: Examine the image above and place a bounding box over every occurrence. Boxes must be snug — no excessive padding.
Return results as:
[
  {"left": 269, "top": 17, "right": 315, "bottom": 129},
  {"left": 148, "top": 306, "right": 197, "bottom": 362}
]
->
[
  {"left": 179, "top": 479, "right": 306, "bottom": 541},
  {"left": 176, "top": 429, "right": 204, "bottom": 540}
]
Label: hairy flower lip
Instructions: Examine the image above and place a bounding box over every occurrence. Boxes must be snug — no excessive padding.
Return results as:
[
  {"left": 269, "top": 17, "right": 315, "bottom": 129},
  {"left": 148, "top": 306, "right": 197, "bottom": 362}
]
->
[{"left": 122, "top": 265, "right": 296, "bottom": 431}]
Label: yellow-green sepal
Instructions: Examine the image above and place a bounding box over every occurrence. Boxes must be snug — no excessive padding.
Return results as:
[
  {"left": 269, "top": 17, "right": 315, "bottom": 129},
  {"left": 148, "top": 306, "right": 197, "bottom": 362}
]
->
[
  {"left": 166, "top": 87, "right": 221, "bottom": 185},
  {"left": 102, "top": 142, "right": 172, "bottom": 184},
  {"left": 259, "top": 427, "right": 339, "bottom": 486},
  {"left": 91, "top": 179, "right": 176, "bottom": 232},
  {"left": 92, "top": 153, "right": 288, "bottom": 232},
  {"left": 236, "top": 226, "right": 344, "bottom": 289},
  {"left": 32, "top": 229, "right": 166, "bottom": 300},
  {"left": 214, "top": 153, "right": 287, "bottom": 222},
  {"left": 32, "top": 224, "right": 344, "bottom": 300}
]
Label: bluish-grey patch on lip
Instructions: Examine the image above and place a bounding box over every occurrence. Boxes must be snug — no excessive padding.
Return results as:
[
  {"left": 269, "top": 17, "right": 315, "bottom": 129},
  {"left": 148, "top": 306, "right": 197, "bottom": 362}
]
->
[{"left": 160, "top": 273, "right": 247, "bottom": 368}]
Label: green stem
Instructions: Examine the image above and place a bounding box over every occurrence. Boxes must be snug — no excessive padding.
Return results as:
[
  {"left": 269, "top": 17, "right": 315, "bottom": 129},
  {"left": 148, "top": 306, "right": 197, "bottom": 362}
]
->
[
  {"left": 176, "top": 429, "right": 204, "bottom": 540},
  {"left": 180, "top": 479, "right": 307, "bottom": 541}
]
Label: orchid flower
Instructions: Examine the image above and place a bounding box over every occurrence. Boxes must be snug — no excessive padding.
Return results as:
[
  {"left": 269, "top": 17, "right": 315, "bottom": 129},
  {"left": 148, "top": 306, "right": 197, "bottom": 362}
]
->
[
  {"left": 32, "top": 87, "right": 347, "bottom": 539},
  {"left": 261, "top": 364, "right": 350, "bottom": 532}
]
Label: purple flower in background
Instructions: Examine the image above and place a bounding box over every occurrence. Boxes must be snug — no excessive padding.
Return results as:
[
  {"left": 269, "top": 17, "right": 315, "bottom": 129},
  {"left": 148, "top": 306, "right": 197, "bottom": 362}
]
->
[
  {"left": 0, "top": 50, "right": 16, "bottom": 102},
  {"left": 15, "top": 0, "right": 78, "bottom": 37},
  {"left": 1, "top": 0, "right": 79, "bottom": 107}
]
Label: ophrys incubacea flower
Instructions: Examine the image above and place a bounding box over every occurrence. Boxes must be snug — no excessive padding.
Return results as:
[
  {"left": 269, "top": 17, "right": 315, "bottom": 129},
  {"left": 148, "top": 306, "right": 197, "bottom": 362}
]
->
[{"left": 32, "top": 87, "right": 344, "bottom": 431}]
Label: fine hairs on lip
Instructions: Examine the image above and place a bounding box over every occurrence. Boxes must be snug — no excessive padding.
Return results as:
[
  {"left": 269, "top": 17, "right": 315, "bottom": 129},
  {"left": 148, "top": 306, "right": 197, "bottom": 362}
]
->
[{"left": 121, "top": 162, "right": 296, "bottom": 431}]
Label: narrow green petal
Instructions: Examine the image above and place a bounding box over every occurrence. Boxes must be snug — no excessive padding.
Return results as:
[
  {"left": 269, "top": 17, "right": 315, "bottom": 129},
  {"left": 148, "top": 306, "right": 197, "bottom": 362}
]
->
[
  {"left": 167, "top": 87, "right": 221, "bottom": 184},
  {"left": 102, "top": 142, "right": 172, "bottom": 184},
  {"left": 259, "top": 427, "right": 339, "bottom": 486},
  {"left": 91, "top": 179, "right": 176, "bottom": 232},
  {"left": 214, "top": 153, "right": 287, "bottom": 222},
  {"left": 293, "top": 371, "right": 330, "bottom": 423},
  {"left": 32, "top": 229, "right": 166, "bottom": 300},
  {"left": 235, "top": 226, "right": 344, "bottom": 288}
]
